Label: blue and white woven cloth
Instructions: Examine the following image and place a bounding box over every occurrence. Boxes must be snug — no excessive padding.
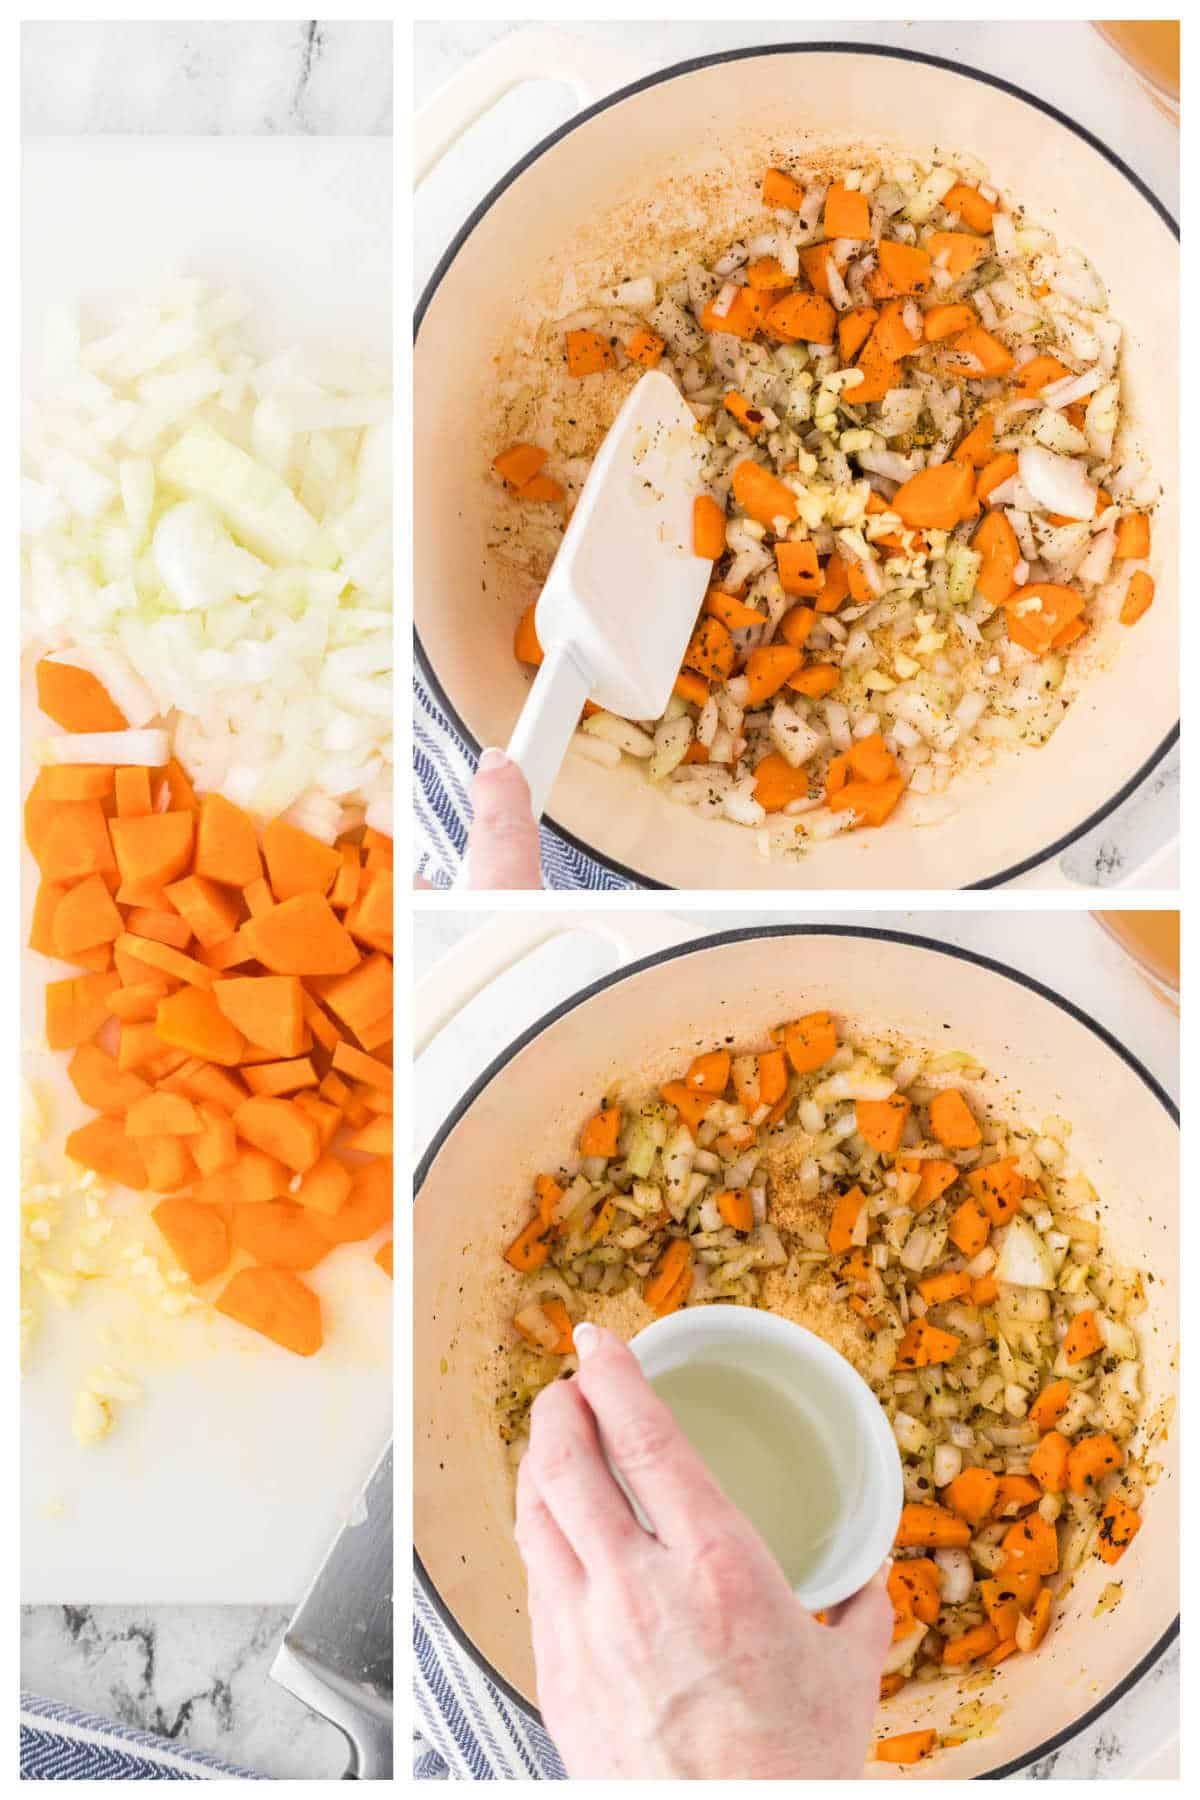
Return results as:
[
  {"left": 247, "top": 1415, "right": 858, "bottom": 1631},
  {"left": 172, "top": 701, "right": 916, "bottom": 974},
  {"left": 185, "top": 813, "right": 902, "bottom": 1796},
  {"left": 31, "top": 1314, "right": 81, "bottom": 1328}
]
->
[
  {"left": 413, "top": 672, "right": 638, "bottom": 892},
  {"left": 413, "top": 1577, "right": 566, "bottom": 1780},
  {"left": 20, "top": 1692, "right": 261, "bottom": 1780}
]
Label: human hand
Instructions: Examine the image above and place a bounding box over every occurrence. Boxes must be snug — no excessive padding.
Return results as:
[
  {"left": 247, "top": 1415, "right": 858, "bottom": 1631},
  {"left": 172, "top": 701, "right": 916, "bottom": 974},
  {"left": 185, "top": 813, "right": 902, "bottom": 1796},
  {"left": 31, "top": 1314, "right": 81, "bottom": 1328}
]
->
[
  {"left": 461, "top": 749, "right": 543, "bottom": 889},
  {"left": 515, "top": 1324, "right": 891, "bottom": 1780}
]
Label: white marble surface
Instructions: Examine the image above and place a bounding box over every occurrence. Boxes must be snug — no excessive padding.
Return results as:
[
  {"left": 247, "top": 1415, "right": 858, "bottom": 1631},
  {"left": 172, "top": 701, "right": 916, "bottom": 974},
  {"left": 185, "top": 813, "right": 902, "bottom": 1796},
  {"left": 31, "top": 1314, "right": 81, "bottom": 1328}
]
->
[
  {"left": 23, "top": 20, "right": 392, "bottom": 135},
  {"left": 21, "top": 1605, "right": 347, "bottom": 1779},
  {"left": 19, "top": 23, "right": 391, "bottom": 1780},
  {"left": 414, "top": 20, "right": 1178, "bottom": 889},
  {"left": 413, "top": 908, "right": 1179, "bottom": 1778}
]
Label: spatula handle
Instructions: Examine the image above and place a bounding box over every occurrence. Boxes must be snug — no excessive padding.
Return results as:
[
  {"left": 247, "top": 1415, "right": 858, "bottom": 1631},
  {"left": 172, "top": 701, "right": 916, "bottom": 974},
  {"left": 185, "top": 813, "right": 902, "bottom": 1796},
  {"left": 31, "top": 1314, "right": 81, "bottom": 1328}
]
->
[{"left": 506, "top": 642, "right": 592, "bottom": 823}]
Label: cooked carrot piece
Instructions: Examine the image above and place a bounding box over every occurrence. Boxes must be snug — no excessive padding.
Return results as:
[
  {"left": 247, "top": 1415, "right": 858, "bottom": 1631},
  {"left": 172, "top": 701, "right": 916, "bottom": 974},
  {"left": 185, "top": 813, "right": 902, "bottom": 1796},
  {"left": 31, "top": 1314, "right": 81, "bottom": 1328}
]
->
[
  {"left": 828, "top": 1185, "right": 866, "bottom": 1254},
  {"left": 1120, "top": 569, "right": 1154, "bottom": 627},
  {"left": 895, "top": 1317, "right": 961, "bottom": 1369},
  {"left": 194, "top": 792, "right": 262, "bottom": 887},
  {"left": 1114, "top": 513, "right": 1151, "bottom": 559},
  {"left": 246, "top": 893, "right": 360, "bottom": 976},
  {"left": 856, "top": 1094, "right": 911, "bottom": 1154},
  {"left": 231, "top": 1200, "right": 330, "bottom": 1272},
  {"left": 918, "top": 1269, "right": 971, "bottom": 1306},
  {"left": 1065, "top": 1432, "right": 1124, "bottom": 1493},
  {"left": 1097, "top": 1495, "right": 1142, "bottom": 1564},
  {"left": 492, "top": 444, "right": 547, "bottom": 489},
  {"left": 897, "top": 1155, "right": 959, "bottom": 1210},
  {"left": 762, "top": 167, "right": 806, "bottom": 209},
  {"left": 929, "top": 1089, "right": 982, "bottom": 1149},
  {"left": 942, "top": 1621, "right": 998, "bottom": 1666},
  {"left": 948, "top": 1196, "right": 991, "bottom": 1257},
  {"left": 156, "top": 988, "right": 246, "bottom": 1066},
  {"left": 216, "top": 1267, "right": 322, "bottom": 1356},
  {"left": 117, "top": 932, "right": 215, "bottom": 990},
  {"left": 952, "top": 323, "right": 1015, "bottom": 375},
  {"left": 993, "top": 1474, "right": 1043, "bottom": 1517},
  {"left": 974, "top": 508, "right": 1020, "bottom": 605},
  {"left": 565, "top": 327, "right": 618, "bottom": 376},
  {"left": 967, "top": 1155, "right": 1024, "bottom": 1224},
  {"left": 139, "top": 1133, "right": 195, "bottom": 1192},
  {"left": 165, "top": 1060, "right": 249, "bottom": 1113},
  {"left": 36, "top": 660, "right": 128, "bottom": 732},
  {"left": 65, "top": 1116, "right": 148, "bottom": 1190},
  {"left": 505, "top": 1215, "right": 551, "bottom": 1272},
  {"left": 329, "top": 846, "right": 362, "bottom": 911},
  {"left": 1029, "top": 1431, "right": 1070, "bottom": 1494},
  {"left": 751, "top": 752, "right": 810, "bottom": 813},
  {"left": 109, "top": 813, "right": 194, "bottom": 902},
  {"left": 923, "top": 302, "right": 976, "bottom": 341},
  {"left": 580, "top": 1107, "right": 620, "bottom": 1157},
  {"left": 700, "top": 286, "right": 767, "bottom": 340},
  {"left": 888, "top": 1558, "right": 941, "bottom": 1626},
  {"left": 294, "top": 1094, "right": 343, "bottom": 1149},
  {"left": 693, "top": 496, "right": 726, "bottom": 569},
  {"left": 945, "top": 1467, "right": 998, "bottom": 1527},
  {"left": 123, "top": 906, "right": 192, "bottom": 952},
  {"left": 777, "top": 1015, "right": 833, "bottom": 1078},
  {"left": 191, "top": 1104, "right": 239, "bottom": 1177},
  {"left": 196, "top": 928, "right": 256, "bottom": 971},
  {"left": 824, "top": 181, "right": 871, "bottom": 239},
  {"left": 683, "top": 614, "right": 735, "bottom": 683},
  {"left": 643, "top": 1239, "right": 692, "bottom": 1312},
  {"left": 345, "top": 1115, "right": 392, "bottom": 1156},
  {"left": 196, "top": 1147, "right": 291, "bottom": 1206},
  {"left": 67, "top": 1044, "right": 151, "bottom": 1115},
  {"left": 891, "top": 462, "right": 976, "bottom": 531},
  {"left": 875, "top": 1729, "right": 937, "bottom": 1765},
  {"left": 742, "top": 645, "right": 802, "bottom": 705},
  {"left": 152, "top": 1196, "right": 230, "bottom": 1281},
  {"left": 1001, "top": 1512, "right": 1059, "bottom": 1577},
  {"left": 895, "top": 1502, "right": 971, "bottom": 1549},
  {"left": 685, "top": 1051, "right": 730, "bottom": 1094},
  {"left": 343, "top": 867, "right": 392, "bottom": 951},
  {"left": 829, "top": 775, "right": 906, "bottom": 828},
  {"left": 927, "top": 230, "right": 989, "bottom": 278},
  {"left": 764, "top": 291, "right": 836, "bottom": 346},
  {"left": 731, "top": 459, "right": 799, "bottom": 527},
  {"left": 1029, "top": 1379, "right": 1072, "bottom": 1431},
  {"left": 1063, "top": 1308, "right": 1104, "bottom": 1364}
]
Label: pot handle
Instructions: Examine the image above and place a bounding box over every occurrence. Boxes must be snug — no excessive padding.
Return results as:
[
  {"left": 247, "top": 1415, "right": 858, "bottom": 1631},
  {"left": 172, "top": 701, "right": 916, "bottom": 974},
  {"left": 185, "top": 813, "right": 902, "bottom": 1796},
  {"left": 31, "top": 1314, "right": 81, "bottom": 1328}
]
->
[
  {"left": 413, "top": 910, "right": 692, "bottom": 1056},
  {"left": 1007, "top": 830, "right": 1179, "bottom": 891},
  {"left": 414, "top": 28, "right": 643, "bottom": 186}
]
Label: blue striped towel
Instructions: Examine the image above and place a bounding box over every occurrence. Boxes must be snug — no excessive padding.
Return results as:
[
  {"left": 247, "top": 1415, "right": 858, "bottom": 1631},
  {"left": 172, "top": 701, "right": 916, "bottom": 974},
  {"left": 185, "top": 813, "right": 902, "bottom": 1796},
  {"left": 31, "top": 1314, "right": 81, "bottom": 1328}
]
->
[
  {"left": 20, "top": 1692, "right": 261, "bottom": 1780},
  {"left": 413, "top": 1575, "right": 565, "bottom": 1781},
  {"left": 413, "top": 670, "right": 638, "bottom": 892}
]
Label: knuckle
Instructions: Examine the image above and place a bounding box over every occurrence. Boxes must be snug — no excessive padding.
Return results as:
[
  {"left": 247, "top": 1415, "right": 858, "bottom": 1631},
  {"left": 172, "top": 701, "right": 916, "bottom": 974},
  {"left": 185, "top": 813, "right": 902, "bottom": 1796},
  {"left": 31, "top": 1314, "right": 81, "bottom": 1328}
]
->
[
  {"left": 689, "top": 1528, "right": 749, "bottom": 1611},
  {"left": 606, "top": 1408, "right": 677, "bottom": 1476}
]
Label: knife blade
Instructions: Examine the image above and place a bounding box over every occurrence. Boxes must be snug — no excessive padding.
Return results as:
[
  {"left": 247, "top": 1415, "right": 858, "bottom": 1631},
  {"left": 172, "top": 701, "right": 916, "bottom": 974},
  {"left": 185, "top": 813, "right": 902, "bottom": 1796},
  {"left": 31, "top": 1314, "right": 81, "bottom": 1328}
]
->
[{"left": 270, "top": 1440, "right": 393, "bottom": 1779}]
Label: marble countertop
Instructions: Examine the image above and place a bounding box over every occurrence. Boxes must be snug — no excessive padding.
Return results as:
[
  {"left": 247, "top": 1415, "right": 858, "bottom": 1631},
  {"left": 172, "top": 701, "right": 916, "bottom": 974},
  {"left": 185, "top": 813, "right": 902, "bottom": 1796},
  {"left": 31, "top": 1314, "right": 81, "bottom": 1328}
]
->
[
  {"left": 414, "top": 908, "right": 1179, "bottom": 1779},
  {"left": 19, "top": 23, "right": 390, "bottom": 1780},
  {"left": 23, "top": 20, "right": 391, "bottom": 135},
  {"left": 414, "top": 20, "right": 1178, "bottom": 889}
]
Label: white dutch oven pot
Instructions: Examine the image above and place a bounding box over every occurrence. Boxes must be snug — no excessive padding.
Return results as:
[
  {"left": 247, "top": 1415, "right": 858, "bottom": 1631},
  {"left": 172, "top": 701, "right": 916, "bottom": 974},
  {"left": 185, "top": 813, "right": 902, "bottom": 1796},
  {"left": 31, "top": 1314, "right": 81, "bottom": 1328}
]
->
[
  {"left": 414, "top": 922, "right": 1178, "bottom": 1778},
  {"left": 415, "top": 42, "right": 1178, "bottom": 889}
]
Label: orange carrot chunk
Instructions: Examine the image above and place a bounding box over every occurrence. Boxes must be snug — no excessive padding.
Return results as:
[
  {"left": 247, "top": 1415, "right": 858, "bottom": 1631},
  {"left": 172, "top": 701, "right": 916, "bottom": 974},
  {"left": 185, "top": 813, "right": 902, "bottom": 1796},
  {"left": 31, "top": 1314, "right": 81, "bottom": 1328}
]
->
[{"left": 216, "top": 1267, "right": 323, "bottom": 1356}]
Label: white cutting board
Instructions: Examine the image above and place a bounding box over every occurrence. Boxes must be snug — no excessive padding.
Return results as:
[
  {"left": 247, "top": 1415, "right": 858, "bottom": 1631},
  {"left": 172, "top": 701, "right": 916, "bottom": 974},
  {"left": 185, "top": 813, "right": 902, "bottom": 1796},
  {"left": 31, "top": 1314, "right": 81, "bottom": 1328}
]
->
[{"left": 21, "top": 137, "right": 393, "bottom": 1604}]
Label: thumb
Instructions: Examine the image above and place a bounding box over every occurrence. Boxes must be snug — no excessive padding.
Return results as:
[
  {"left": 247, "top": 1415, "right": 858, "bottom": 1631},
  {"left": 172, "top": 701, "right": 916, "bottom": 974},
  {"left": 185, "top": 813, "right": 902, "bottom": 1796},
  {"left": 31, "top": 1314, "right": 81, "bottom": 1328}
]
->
[
  {"left": 463, "top": 750, "right": 544, "bottom": 889},
  {"left": 823, "top": 1559, "right": 894, "bottom": 1662}
]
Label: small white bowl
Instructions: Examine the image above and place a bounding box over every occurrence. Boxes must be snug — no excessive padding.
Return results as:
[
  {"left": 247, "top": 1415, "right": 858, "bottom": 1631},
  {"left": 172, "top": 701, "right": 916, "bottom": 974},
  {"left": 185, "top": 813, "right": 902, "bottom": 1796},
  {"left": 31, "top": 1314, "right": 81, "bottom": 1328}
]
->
[{"left": 627, "top": 1306, "right": 902, "bottom": 1612}]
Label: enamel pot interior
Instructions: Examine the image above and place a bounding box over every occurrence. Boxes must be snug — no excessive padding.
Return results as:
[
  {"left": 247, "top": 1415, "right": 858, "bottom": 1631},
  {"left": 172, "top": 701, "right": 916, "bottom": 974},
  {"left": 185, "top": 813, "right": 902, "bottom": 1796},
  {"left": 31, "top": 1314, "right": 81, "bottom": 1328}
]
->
[
  {"left": 414, "top": 927, "right": 1178, "bottom": 1778},
  {"left": 415, "top": 47, "right": 1177, "bottom": 889}
]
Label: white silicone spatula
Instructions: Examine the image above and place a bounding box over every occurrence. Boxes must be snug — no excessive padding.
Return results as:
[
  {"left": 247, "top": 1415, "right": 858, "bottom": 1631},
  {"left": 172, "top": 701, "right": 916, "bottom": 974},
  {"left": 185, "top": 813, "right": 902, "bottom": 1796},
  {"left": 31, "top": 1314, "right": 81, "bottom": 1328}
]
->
[{"left": 506, "top": 370, "right": 711, "bottom": 821}]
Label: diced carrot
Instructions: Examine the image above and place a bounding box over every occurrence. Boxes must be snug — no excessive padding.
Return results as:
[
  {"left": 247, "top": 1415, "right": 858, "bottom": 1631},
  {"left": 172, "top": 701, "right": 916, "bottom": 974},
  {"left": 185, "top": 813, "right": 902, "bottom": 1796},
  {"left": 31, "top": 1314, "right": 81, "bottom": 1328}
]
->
[
  {"left": 1029, "top": 1431, "right": 1070, "bottom": 1495},
  {"left": 700, "top": 286, "right": 768, "bottom": 341},
  {"left": 216, "top": 1267, "right": 322, "bottom": 1356},
  {"left": 1029, "top": 1379, "right": 1072, "bottom": 1432},
  {"left": 751, "top": 752, "right": 810, "bottom": 812},
  {"left": 293, "top": 1153, "right": 354, "bottom": 1217},
  {"left": 343, "top": 867, "right": 393, "bottom": 952},
  {"left": 891, "top": 461, "right": 976, "bottom": 531},
  {"left": 65, "top": 1116, "right": 148, "bottom": 1190},
  {"left": 948, "top": 1196, "right": 991, "bottom": 1258},
  {"left": 1096, "top": 1495, "right": 1142, "bottom": 1565},
  {"left": 929, "top": 1089, "right": 981, "bottom": 1149},
  {"left": 742, "top": 645, "right": 802, "bottom": 704},
  {"left": 153, "top": 1197, "right": 231, "bottom": 1282},
  {"left": 764, "top": 291, "right": 836, "bottom": 346},
  {"left": 109, "top": 812, "right": 194, "bottom": 902},
  {"left": 895, "top": 1317, "right": 961, "bottom": 1369},
  {"left": 945, "top": 1467, "right": 998, "bottom": 1527},
  {"left": 1114, "top": 513, "right": 1151, "bottom": 559},
  {"left": 492, "top": 444, "right": 547, "bottom": 489},
  {"left": 45, "top": 971, "right": 120, "bottom": 1050},
  {"left": 731, "top": 459, "right": 799, "bottom": 527},
  {"left": 67, "top": 1044, "right": 150, "bottom": 1115},
  {"left": 231, "top": 1200, "right": 330, "bottom": 1272},
  {"left": 918, "top": 1269, "right": 971, "bottom": 1306},
  {"left": 311, "top": 1158, "right": 392, "bottom": 1245},
  {"left": 51, "top": 873, "right": 123, "bottom": 958},
  {"left": 246, "top": 893, "right": 360, "bottom": 976},
  {"left": 262, "top": 818, "right": 341, "bottom": 902},
  {"left": 1001, "top": 1512, "right": 1059, "bottom": 1577},
  {"left": 685, "top": 1051, "right": 730, "bottom": 1094},
  {"left": 191, "top": 1104, "right": 239, "bottom": 1177},
  {"left": 329, "top": 845, "right": 362, "bottom": 912},
  {"left": 124, "top": 906, "right": 193, "bottom": 951},
  {"left": 1065, "top": 1432, "right": 1124, "bottom": 1493},
  {"left": 856, "top": 1094, "right": 911, "bottom": 1154},
  {"left": 775, "top": 539, "right": 823, "bottom": 598},
  {"left": 643, "top": 1239, "right": 692, "bottom": 1312},
  {"left": 31, "top": 799, "right": 117, "bottom": 884},
  {"left": 331, "top": 1041, "right": 391, "bottom": 1092},
  {"left": 828, "top": 1185, "right": 866, "bottom": 1255},
  {"left": 927, "top": 230, "right": 989, "bottom": 278},
  {"left": 114, "top": 766, "right": 153, "bottom": 816},
  {"left": 923, "top": 302, "right": 976, "bottom": 342},
  {"left": 967, "top": 1155, "right": 1024, "bottom": 1225},
  {"left": 580, "top": 1107, "right": 620, "bottom": 1157},
  {"left": 1004, "top": 581, "right": 1086, "bottom": 656},
  {"left": 375, "top": 1240, "right": 393, "bottom": 1278},
  {"left": 196, "top": 927, "right": 256, "bottom": 971},
  {"left": 704, "top": 587, "right": 763, "bottom": 631},
  {"left": 683, "top": 614, "right": 736, "bottom": 682},
  {"left": 875, "top": 1730, "right": 937, "bottom": 1765},
  {"left": 779, "top": 1011, "right": 835, "bottom": 1075},
  {"left": 838, "top": 305, "right": 879, "bottom": 362},
  {"left": 1063, "top": 1308, "right": 1104, "bottom": 1364},
  {"left": 140, "top": 1133, "right": 195, "bottom": 1192},
  {"left": 824, "top": 181, "right": 871, "bottom": 240},
  {"left": 627, "top": 326, "right": 665, "bottom": 368},
  {"left": 789, "top": 664, "right": 841, "bottom": 699},
  {"left": 156, "top": 988, "right": 246, "bottom": 1066},
  {"left": 895, "top": 1502, "right": 971, "bottom": 1549},
  {"left": 943, "top": 1621, "right": 998, "bottom": 1666},
  {"left": 213, "top": 974, "right": 306, "bottom": 1059},
  {"left": 762, "top": 167, "right": 806, "bottom": 210},
  {"left": 35, "top": 660, "right": 127, "bottom": 732},
  {"left": 993, "top": 1474, "right": 1043, "bottom": 1517},
  {"left": 163, "top": 875, "right": 243, "bottom": 948},
  {"left": 693, "top": 494, "right": 726, "bottom": 560},
  {"left": 952, "top": 324, "right": 1015, "bottom": 375},
  {"left": 942, "top": 183, "right": 997, "bottom": 232},
  {"left": 565, "top": 328, "right": 618, "bottom": 377},
  {"left": 1120, "top": 569, "right": 1154, "bottom": 627},
  {"left": 828, "top": 774, "right": 906, "bottom": 827},
  {"left": 241, "top": 1056, "right": 318, "bottom": 1097},
  {"left": 877, "top": 238, "right": 933, "bottom": 295},
  {"left": 974, "top": 509, "right": 1020, "bottom": 604},
  {"left": 194, "top": 792, "right": 262, "bottom": 888},
  {"left": 897, "top": 1155, "right": 959, "bottom": 1210},
  {"left": 233, "top": 1096, "right": 321, "bottom": 1173},
  {"left": 125, "top": 1092, "right": 203, "bottom": 1138},
  {"left": 44, "top": 764, "right": 114, "bottom": 802}
]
